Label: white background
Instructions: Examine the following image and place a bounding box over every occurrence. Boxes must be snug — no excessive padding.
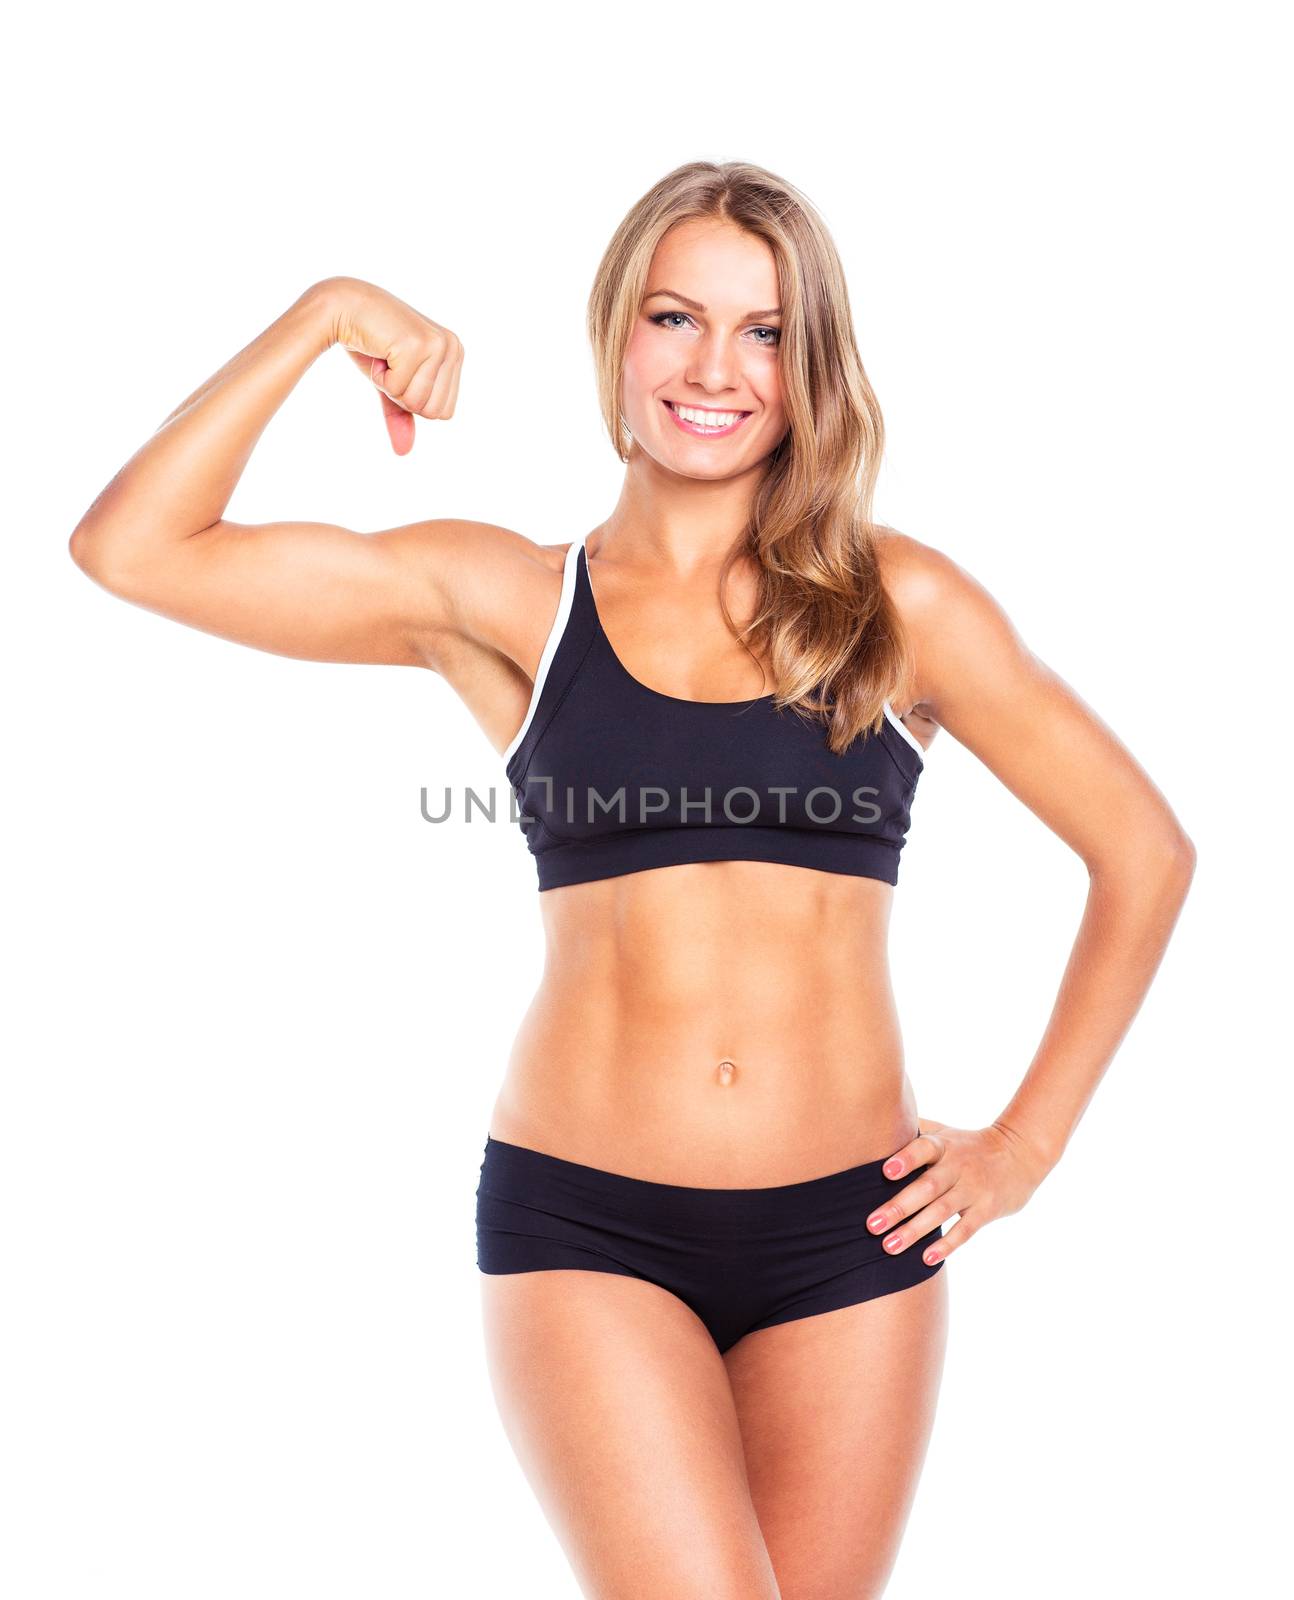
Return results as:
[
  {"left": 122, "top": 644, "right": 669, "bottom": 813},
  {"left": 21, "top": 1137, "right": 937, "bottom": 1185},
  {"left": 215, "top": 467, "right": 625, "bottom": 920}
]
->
[{"left": 4, "top": 2, "right": 1288, "bottom": 1594}]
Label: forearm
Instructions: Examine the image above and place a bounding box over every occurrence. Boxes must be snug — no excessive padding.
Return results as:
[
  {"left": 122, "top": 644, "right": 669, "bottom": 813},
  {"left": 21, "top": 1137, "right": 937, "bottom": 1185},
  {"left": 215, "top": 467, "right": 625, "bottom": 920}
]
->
[
  {"left": 994, "top": 833, "right": 1196, "bottom": 1174},
  {"left": 69, "top": 278, "right": 342, "bottom": 582}
]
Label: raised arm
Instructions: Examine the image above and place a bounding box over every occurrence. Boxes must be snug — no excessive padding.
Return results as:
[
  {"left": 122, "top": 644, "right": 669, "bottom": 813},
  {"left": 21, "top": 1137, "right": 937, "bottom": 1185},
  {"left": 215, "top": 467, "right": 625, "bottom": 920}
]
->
[{"left": 66, "top": 276, "right": 529, "bottom": 672}]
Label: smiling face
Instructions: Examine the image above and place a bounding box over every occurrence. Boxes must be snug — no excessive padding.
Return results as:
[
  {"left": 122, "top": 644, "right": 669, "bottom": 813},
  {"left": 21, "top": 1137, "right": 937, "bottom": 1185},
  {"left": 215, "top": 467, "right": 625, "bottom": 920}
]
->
[{"left": 621, "top": 217, "right": 789, "bottom": 479}]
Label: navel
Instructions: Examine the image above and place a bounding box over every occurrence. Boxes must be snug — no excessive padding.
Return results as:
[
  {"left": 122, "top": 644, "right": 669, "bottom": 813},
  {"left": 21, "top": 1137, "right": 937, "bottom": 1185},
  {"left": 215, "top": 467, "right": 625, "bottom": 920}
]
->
[{"left": 715, "top": 1058, "right": 738, "bottom": 1087}]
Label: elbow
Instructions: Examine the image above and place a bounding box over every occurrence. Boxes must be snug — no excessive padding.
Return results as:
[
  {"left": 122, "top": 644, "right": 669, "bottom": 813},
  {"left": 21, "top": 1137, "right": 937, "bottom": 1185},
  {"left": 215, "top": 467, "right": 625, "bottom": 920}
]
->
[
  {"left": 1086, "top": 823, "right": 1197, "bottom": 892},
  {"left": 69, "top": 521, "right": 134, "bottom": 595},
  {"left": 1157, "top": 827, "right": 1199, "bottom": 904},
  {"left": 1154, "top": 829, "right": 1198, "bottom": 927},
  {"left": 1158, "top": 815, "right": 1197, "bottom": 881},
  {"left": 68, "top": 523, "right": 92, "bottom": 571},
  {"left": 1171, "top": 828, "right": 1198, "bottom": 891},
  {"left": 68, "top": 521, "right": 105, "bottom": 579}
]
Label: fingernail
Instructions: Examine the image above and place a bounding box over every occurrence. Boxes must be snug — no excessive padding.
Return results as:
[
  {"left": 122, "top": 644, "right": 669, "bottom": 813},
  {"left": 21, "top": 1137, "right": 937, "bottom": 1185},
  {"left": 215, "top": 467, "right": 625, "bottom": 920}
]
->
[
  {"left": 884, "top": 1235, "right": 902, "bottom": 1251},
  {"left": 923, "top": 1249, "right": 940, "bottom": 1265},
  {"left": 883, "top": 1160, "right": 902, "bottom": 1177},
  {"left": 868, "top": 1212, "right": 887, "bottom": 1231}
]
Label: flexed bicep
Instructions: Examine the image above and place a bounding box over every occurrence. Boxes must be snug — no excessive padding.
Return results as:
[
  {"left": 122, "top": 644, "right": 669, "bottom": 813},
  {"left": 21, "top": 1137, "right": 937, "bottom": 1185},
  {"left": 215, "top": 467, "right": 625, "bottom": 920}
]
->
[{"left": 69, "top": 278, "right": 469, "bottom": 665}]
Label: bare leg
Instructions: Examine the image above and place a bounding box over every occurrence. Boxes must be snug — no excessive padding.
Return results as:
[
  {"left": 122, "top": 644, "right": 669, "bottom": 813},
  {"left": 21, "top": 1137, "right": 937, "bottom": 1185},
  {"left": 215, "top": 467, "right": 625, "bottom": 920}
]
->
[
  {"left": 722, "top": 1271, "right": 949, "bottom": 1600},
  {"left": 480, "top": 1269, "right": 783, "bottom": 1600}
]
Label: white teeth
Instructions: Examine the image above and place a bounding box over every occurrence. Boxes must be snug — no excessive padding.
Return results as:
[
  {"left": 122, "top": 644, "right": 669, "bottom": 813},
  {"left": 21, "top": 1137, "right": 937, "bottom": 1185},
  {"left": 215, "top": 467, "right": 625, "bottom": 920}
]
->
[{"left": 669, "top": 402, "right": 745, "bottom": 428}]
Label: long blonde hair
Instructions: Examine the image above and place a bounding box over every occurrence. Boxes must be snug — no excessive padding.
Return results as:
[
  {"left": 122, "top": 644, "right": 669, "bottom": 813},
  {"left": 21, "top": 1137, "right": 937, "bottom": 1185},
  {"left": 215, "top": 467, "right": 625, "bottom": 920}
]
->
[{"left": 586, "top": 160, "right": 911, "bottom": 755}]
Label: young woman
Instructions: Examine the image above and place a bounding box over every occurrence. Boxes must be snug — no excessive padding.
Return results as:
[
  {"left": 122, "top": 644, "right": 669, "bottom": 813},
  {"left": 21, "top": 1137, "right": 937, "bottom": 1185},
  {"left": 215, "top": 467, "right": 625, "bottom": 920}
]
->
[{"left": 69, "top": 161, "right": 1195, "bottom": 1599}]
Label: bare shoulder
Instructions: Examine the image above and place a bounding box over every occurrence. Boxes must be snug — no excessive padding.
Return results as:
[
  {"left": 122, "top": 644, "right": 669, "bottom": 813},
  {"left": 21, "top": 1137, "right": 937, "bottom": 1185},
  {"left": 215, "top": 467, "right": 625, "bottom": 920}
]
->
[
  {"left": 873, "top": 525, "right": 966, "bottom": 620},
  {"left": 872, "top": 525, "right": 1026, "bottom": 720},
  {"left": 395, "top": 518, "right": 574, "bottom": 669},
  {"left": 870, "top": 530, "right": 1193, "bottom": 869}
]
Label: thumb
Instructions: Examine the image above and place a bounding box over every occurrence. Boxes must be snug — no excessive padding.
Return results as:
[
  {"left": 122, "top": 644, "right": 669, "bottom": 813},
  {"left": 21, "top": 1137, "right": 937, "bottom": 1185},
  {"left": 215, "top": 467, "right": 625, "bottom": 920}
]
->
[
  {"left": 340, "top": 349, "right": 415, "bottom": 455},
  {"left": 366, "top": 355, "right": 415, "bottom": 457}
]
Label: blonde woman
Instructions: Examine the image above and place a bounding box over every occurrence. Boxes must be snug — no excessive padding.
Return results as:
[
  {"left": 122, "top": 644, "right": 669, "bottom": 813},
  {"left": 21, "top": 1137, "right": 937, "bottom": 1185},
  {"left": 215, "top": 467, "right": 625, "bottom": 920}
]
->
[{"left": 70, "top": 161, "right": 1195, "bottom": 1599}]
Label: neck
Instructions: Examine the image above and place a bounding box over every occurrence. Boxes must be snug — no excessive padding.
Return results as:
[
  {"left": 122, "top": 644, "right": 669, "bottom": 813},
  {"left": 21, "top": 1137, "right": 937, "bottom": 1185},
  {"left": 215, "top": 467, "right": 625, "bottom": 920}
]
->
[{"left": 594, "top": 450, "right": 763, "bottom": 575}]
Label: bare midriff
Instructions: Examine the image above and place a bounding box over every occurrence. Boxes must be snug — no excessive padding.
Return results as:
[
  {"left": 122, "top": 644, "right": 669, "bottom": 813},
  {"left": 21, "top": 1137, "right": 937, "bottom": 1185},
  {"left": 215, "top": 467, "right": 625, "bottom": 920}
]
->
[{"left": 487, "top": 858, "right": 920, "bottom": 1188}]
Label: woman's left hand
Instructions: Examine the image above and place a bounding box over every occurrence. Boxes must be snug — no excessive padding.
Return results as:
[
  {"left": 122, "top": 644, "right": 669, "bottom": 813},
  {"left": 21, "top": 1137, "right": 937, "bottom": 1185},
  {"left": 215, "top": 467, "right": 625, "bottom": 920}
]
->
[{"left": 865, "top": 1118, "right": 1055, "bottom": 1265}]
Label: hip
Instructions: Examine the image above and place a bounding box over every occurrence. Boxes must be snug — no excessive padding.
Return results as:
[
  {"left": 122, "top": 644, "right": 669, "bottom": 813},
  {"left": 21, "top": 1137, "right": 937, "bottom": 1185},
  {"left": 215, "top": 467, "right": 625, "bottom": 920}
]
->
[{"left": 474, "top": 1131, "right": 945, "bottom": 1356}]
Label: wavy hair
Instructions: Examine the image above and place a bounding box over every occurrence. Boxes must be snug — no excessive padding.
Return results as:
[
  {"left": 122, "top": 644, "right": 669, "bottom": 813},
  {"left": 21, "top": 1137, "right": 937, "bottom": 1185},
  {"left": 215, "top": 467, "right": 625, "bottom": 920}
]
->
[{"left": 586, "top": 160, "right": 911, "bottom": 755}]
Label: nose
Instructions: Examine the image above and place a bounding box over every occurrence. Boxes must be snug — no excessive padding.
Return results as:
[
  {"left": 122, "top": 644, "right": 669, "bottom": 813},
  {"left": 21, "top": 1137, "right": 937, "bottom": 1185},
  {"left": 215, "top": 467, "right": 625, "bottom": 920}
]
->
[{"left": 685, "top": 327, "right": 744, "bottom": 396}]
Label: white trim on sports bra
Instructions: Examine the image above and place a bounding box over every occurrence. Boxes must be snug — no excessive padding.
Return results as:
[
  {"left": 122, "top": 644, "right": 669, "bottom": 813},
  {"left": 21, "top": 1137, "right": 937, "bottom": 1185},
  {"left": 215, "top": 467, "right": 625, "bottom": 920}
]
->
[
  {"left": 883, "top": 699, "right": 926, "bottom": 758},
  {"left": 503, "top": 535, "right": 926, "bottom": 768},
  {"left": 502, "top": 538, "right": 583, "bottom": 767}
]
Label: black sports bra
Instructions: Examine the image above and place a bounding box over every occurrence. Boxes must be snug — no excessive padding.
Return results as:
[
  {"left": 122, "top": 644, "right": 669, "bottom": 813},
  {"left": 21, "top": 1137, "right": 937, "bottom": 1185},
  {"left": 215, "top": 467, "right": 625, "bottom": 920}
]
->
[{"left": 503, "top": 537, "right": 926, "bottom": 892}]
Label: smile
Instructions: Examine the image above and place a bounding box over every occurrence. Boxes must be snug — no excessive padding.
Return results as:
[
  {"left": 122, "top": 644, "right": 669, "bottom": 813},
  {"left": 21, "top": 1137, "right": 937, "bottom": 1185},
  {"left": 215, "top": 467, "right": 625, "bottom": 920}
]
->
[{"left": 663, "top": 400, "right": 752, "bottom": 438}]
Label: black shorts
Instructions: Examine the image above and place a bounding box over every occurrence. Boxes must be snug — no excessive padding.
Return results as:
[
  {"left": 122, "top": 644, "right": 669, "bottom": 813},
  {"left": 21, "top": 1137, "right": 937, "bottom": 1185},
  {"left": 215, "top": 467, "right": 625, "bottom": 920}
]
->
[{"left": 475, "top": 1134, "right": 944, "bottom": 1356}]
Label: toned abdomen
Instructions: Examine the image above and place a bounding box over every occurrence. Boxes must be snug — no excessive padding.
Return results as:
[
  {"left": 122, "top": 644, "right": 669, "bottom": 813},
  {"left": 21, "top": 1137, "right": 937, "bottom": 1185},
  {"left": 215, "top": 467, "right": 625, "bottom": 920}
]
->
[{"left": 488, "top": 860, "right": 920, "bottom": 1187}]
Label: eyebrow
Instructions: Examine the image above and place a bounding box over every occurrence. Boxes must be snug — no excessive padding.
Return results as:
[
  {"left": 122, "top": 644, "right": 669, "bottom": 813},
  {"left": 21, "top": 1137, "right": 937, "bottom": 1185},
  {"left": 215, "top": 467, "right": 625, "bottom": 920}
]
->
[{"left": 644, "top": 288, "right": 782, "bottom": 319}]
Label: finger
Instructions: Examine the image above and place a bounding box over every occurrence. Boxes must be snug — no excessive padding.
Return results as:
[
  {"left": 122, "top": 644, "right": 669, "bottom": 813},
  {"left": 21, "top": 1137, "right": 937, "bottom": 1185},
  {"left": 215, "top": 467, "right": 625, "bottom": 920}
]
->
[
  {"left": 865, "top": 1166, "right": 948, "bottom": 1235},
  {"left": 399, "top": 349, "right": 450, "bottom": 418},
  {"left": 917, "top": 1212, "right": 977, "bottom": 1265},
  {"left": 878, "top": 1194, "right": 962, "bottom": 1259},
  {"left": 882, "top": 1129, "right": 944, "bottom": 1180},
  {"left": 421, "top": 334, "right": 462, "bottom": 419},
  {"left": 367, "top": 358, "right": 416, "bottom": 456},
  {"left": 343, "top": 347, "right": 383, "bottom": 381},
  {"left": 443, "top": 339, "right": 464, "bottom": 416},
  {"left": 337, "top": 348, "right": 415, "bottom": 453},
  {"left": 384, "top": 404, "right": 415, "bottom": 454},
  {"left": 369, "top": 351, "right": 418, "bottom": 414},
  {"left": 365, "top": 355, "right": 402, "bottom": 414}
]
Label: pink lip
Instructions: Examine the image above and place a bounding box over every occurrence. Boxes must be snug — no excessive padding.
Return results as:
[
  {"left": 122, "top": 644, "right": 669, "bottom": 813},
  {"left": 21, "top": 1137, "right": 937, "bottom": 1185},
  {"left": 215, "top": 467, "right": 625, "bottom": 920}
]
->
[{"left": 662, "top": 400, "right": 752, "bottom": 439}]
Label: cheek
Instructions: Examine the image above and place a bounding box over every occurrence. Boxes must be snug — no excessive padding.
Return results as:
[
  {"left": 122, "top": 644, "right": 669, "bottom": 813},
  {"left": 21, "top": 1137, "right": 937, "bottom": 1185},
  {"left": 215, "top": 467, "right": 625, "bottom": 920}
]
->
[
  {"left": 622, "top": 334, "right": 666, "bottom": 403},
  {"left": 753, "top": 366, "right": 785, "bottom": 424}
]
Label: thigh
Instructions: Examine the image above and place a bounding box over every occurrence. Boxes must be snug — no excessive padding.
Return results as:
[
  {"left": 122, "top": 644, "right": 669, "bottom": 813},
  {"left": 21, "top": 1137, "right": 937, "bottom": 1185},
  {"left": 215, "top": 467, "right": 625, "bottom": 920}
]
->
[
  {"left": 722, "top": 1271, "right": 949, "bottom": 1600},
  {"left": 479, "top": 1268, "right": 783, "bottom": 1600}
]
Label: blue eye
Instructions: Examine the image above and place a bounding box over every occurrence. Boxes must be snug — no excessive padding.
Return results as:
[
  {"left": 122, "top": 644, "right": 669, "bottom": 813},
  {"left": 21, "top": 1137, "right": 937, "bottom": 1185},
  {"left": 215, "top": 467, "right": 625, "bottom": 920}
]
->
[{"left": 647, "top": 310, "right": 780, "bottom": 346}]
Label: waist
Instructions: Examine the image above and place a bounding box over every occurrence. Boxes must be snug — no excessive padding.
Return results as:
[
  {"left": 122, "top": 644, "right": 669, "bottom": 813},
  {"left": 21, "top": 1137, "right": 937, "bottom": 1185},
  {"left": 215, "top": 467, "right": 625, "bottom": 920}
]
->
[
  {"left": 496, "top": 985, "right": 912, "bottom": 1188},
  {"left": 495, "top": 862, "right": 910, "bottom": 1183},
  {"left": 490, "top": 1047, "right": 917, "bottom": 1186}
]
